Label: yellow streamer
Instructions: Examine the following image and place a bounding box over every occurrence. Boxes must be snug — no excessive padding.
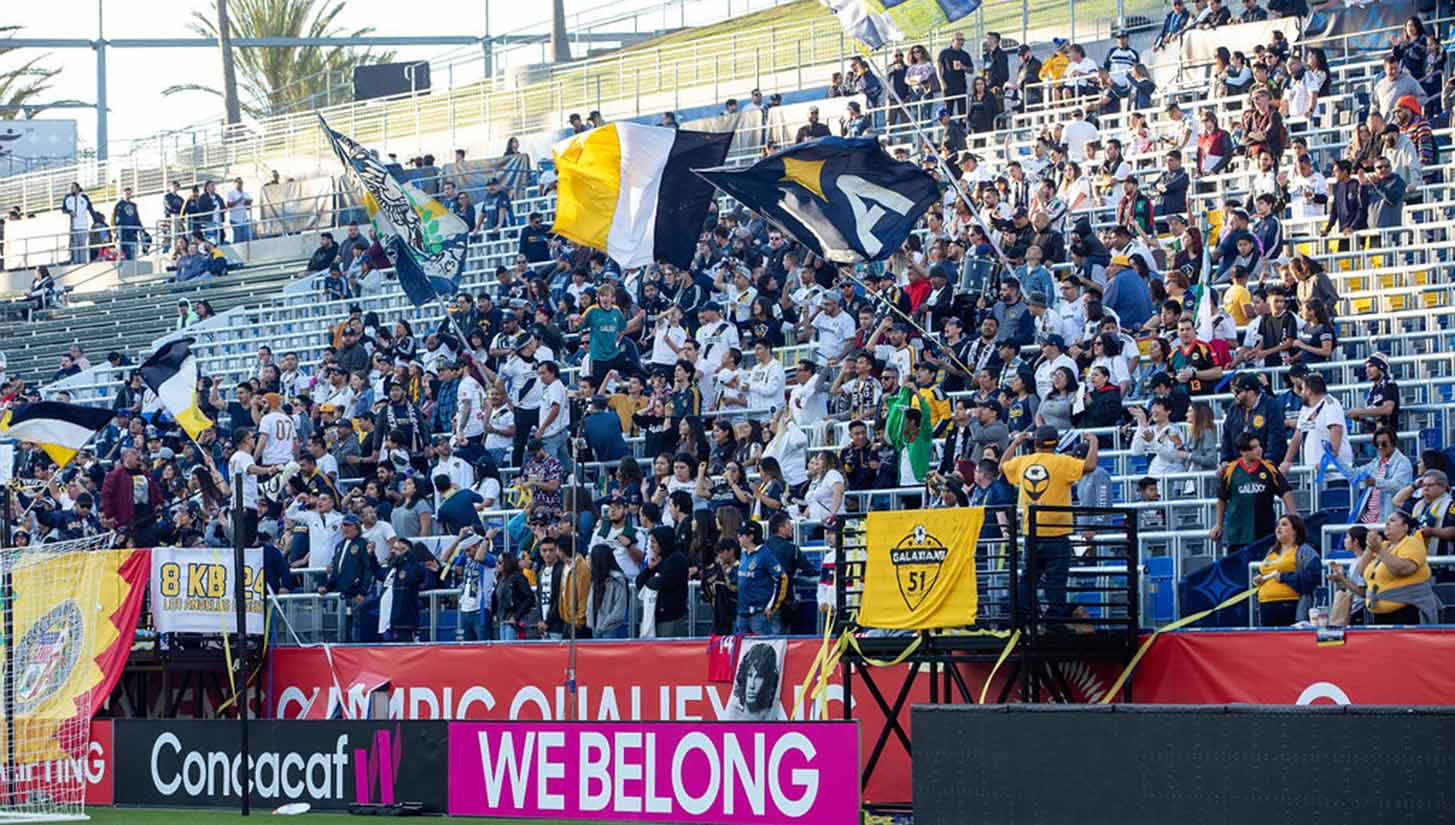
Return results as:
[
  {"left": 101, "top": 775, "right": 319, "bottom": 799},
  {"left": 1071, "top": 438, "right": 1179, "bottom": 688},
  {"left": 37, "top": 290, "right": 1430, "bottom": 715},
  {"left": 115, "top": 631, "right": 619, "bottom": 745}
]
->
[
  {"left": 792, "top": 609, "right": 841, "bottom": 720},
  {"left": 977, "top": 629, "right": 1022, "bottom": 705},
  {"left": 216, "top": 602, "right": 272, "bottom": 715},
  {"left": 844, "top": 632, "right": 925, "bottom": 666},
  {"left": 1099, "top": 587, "right": 1257, "bottom": 704}
]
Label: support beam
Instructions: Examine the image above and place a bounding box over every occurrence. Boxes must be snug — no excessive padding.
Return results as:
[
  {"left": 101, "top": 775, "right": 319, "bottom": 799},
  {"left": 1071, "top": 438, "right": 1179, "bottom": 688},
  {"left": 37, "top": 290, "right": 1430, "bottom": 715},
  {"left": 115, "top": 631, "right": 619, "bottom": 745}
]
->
[
  {"left": 0, "top": 32, "right": 663, "bottom": 48},
  {"left": 95, "top": 0, "right": 108, "bottom": 160}
]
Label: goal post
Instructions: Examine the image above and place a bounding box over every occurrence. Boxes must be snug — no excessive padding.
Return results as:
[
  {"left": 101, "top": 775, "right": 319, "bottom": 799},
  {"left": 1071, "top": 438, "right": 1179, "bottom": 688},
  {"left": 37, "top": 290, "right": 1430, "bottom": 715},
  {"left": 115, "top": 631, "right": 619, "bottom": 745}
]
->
[{"left": 0, "top": 531, "right": 134, "bottom": 824}]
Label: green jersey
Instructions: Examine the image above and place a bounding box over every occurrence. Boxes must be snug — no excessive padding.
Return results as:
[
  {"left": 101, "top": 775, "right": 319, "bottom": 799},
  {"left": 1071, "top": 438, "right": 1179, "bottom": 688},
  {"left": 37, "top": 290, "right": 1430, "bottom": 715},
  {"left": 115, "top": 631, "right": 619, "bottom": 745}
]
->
[
  {"left": 1218, "top": 459, "right": 1290, "bottom": 547},
  {"left": 584, "top": 305, "right": 626, "bottom": 362}
]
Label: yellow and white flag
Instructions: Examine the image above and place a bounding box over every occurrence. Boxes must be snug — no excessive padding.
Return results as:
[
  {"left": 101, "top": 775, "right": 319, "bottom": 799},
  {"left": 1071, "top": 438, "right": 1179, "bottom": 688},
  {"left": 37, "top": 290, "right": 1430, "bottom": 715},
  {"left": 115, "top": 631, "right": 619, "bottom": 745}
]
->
[
  {"left": 0, "top": 401, "right": 113, "bottom": 468},
  {"left": 551, "top": 123, "right": 732, "bottom": 269},
  {"left": 860, "top": 507, "right": 983, "bottom": 630},
  {"left": 139, "top": 338, "right": 213, "bottom": 441}
]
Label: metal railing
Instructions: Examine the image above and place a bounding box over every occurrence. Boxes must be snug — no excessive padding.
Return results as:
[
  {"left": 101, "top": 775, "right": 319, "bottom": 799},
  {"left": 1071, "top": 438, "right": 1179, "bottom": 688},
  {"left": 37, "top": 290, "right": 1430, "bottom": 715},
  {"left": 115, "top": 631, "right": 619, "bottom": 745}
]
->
[{"left": 0, "top": 0, "right": 1167, "bottom": 213}]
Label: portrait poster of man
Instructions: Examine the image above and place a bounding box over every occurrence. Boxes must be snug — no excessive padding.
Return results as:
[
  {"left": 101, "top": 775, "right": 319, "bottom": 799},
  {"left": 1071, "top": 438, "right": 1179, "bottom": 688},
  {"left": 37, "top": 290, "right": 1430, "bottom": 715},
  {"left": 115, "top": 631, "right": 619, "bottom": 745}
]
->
[{"left": 725, "top": 638, "right": 788, "bottom": 721}]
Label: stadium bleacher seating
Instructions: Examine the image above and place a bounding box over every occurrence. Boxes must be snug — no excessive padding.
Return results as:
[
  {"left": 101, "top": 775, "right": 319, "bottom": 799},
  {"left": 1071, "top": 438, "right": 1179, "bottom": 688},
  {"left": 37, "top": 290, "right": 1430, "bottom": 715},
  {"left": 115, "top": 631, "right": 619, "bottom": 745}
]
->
[{"left": 4, "top": 9, "right": 1452, "bottom": 642}]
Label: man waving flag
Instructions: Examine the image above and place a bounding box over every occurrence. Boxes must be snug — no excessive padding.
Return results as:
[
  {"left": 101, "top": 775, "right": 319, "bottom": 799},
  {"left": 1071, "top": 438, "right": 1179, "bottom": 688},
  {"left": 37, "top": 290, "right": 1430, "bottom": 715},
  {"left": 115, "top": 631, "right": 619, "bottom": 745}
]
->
[
  {"left": 694, "top": 137, "right": 938, "bottom": 262},
  {"left": 140, "top": 338, "right": 213, "bottom": 442}
]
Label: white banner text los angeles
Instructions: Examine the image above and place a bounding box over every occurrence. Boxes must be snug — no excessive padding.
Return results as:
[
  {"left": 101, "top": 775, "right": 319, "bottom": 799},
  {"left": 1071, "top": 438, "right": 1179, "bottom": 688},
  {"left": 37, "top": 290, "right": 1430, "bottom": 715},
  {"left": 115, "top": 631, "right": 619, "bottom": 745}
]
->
[{"left": 149, "top": 547, "right": 266, "bottom": 635}]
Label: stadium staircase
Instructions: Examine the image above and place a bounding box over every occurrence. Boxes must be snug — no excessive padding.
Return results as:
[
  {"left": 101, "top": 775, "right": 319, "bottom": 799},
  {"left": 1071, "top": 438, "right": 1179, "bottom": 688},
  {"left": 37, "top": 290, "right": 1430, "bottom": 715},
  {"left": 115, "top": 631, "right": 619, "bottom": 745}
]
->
[{"left": 8, "top": 261, "right": 303, "bottom": 387}]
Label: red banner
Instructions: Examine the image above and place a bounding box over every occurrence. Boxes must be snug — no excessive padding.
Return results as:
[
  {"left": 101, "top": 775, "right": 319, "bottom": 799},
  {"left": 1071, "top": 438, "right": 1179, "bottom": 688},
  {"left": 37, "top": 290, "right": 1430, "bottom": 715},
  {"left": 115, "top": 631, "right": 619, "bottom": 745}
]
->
[
  {"left": 268, "top": 640, "right": 1118, "bottom": 803},
  {"left": 1130, "top": 628, "right": 1455, "bottom": 705}
]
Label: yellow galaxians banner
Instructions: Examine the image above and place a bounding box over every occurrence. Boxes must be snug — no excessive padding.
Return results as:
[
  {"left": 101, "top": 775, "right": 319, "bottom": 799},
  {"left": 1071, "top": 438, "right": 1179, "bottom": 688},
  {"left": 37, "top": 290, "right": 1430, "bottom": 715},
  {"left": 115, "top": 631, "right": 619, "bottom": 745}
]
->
[{"left": 860, "top": 507, "right": 983, "bottom": 629}]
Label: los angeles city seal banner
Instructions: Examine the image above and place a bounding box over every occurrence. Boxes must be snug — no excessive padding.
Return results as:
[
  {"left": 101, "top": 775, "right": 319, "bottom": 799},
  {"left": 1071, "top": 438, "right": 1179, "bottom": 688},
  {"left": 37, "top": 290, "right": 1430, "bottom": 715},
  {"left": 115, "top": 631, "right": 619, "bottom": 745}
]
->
[
  {"left": 859, "top": 508, "right": 982, "bottom": 629},
  {"left": 1, "top": 550, "right": 148, "bottom": 763}
]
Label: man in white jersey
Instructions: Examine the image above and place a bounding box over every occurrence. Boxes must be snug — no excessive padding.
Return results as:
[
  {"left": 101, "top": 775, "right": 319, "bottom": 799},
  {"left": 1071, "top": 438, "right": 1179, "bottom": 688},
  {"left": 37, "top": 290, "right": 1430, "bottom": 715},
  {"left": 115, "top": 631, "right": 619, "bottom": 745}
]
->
[
  {"left": 228, "top": 428, "right": 277, "bottom": 546},
  {"left": 453, "top": 363, "right": 489, "bottom": 463},
  {"left": 255, "top": 393, "right": 298, "bottom": 469},
  {"left": 746, "top": 340, "right": 787, "bottom": 419}
]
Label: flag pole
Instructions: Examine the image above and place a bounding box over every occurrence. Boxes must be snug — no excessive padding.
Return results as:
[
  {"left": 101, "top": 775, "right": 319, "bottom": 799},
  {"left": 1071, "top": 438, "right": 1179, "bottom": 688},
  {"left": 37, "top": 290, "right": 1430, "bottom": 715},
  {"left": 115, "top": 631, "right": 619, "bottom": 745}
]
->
[{"left": 872, "top": 51, "right": 1016, "bottom": 276}]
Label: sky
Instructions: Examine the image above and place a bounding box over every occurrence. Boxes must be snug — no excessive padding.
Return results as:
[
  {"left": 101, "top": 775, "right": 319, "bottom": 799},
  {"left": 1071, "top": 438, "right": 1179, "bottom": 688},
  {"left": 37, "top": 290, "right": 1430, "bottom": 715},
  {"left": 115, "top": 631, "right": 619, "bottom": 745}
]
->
[{"left": 4, "top": 0, "right": 727, "bottom": 159}]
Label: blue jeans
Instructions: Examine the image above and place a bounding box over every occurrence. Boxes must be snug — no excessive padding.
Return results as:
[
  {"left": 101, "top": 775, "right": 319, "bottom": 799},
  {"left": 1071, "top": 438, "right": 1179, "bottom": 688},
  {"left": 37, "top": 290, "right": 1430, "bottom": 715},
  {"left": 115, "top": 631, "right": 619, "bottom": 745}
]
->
[
  {"left": 230, "top": 220, "right": 252, "bottom": 243},
  {"left": 735, "top": 612, "right": 780, "bottom": 636},
  {"left": 461, "top": 608, "right": 493, "bottom": 641},
  {"left": 118, "top": 227, "right": 139, "bottom": 260},
  {"left": 498, "top": 622, "right": 520, "bottom": 641},
  {"left": 1018, "top": 536, "right": 1072, "bottom": 623},
  {"left": 543, "top": 430, "right": 572, "bottom": 474}
]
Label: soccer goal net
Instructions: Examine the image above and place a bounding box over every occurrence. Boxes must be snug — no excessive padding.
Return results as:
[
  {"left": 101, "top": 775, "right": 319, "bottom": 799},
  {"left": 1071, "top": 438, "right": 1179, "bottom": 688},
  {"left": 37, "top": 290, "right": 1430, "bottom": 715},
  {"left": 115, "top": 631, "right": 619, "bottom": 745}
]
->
[{"left": 0, "top": 532, "right": 121, "bottom": 823}]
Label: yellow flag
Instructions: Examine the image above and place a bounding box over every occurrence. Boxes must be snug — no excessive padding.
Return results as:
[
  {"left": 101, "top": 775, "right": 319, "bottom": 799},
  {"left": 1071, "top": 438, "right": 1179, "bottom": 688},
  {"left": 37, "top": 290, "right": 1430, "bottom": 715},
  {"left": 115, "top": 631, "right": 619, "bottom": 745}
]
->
[{"left": 860, "top": 507, "right": 983, "bottom": 630}]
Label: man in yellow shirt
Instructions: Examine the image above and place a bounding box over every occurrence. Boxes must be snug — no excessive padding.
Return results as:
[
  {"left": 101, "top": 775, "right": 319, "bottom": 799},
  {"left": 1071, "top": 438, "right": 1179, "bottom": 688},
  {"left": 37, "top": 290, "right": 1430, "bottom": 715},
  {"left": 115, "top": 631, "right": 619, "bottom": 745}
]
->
[{"left": 999, "top": 425, "right": 1098, "bottom": 623}]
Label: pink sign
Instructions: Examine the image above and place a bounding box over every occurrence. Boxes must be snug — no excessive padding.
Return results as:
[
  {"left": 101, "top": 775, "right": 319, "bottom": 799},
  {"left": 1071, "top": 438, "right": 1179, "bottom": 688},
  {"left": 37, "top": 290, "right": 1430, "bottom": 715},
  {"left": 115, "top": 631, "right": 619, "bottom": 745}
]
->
[{"left": 447, "top": 720, "right": 860, "bottom": 824}]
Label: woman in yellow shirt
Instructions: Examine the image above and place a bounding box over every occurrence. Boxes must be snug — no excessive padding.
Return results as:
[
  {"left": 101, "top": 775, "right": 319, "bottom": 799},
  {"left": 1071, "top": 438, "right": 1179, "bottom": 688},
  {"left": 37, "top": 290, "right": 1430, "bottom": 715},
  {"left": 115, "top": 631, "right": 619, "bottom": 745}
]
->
[
  {"left": 1253, "top": 514, "right": 1309, "bottom": 626},
  {"left": 1364, "top": 511, "right": 1436, "bottom": 625}
]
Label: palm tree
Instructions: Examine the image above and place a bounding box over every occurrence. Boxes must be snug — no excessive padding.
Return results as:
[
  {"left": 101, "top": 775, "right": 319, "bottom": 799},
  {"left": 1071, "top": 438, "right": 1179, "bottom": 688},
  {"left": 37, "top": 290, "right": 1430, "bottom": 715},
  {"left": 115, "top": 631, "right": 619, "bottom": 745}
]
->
[
  {"left": 0, "top": 25, "right": 64, "bottom": 120},
  {"left": 164, "top": 0, "right": 396, "bottom": 119}
]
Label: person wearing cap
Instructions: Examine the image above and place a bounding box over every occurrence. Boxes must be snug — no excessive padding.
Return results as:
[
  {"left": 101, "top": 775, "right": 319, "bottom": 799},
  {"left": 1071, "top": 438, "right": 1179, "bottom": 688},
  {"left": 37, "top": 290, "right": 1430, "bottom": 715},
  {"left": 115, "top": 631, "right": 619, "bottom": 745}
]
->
[
  {"left": 1039, "top": 39, "right": 1070, "bottom": 99},
  {"left": 971, "top": 398, "right": 1010, "bottom": 456},
  {"left": 1154, "top": 0, "right": 1190, "bottom": 50},
  {"left": 477, "top": 176, "right": 514, "bottom": 234},
  {"left": 801, "top": 290, "right": 856, "bottom": 367},
  {"left": 1034, "top": 334, "right": 1078, "bottom": 399},
  {"left": 735, "top": 520, "right": 788, "bottom": 635},
  {"left": 1391, "top": 94, "right": 1436, "bottom": 170},
  {"left": 1105, "top": 29, "right": 1139, "bottom": 81},
  {"left": 794, "top": 106, "right": 830, "bottom": 143},
  {"left": 1102, "top": 253, "right": 1153, "bottom": 330},
  {"left": 1219, "top": 373, "right": 1287, "bottom": 467},
  {"left": 935, "top": 107, "right": 967, "bottom": 154},
  {"left": 319, "top": 515, "right": 383, "bottom": 622},
  {"left": 1015, "top": 45, "right": 1043, "bottom": 109},
  {"left": 1000, "top": 427, "right": 1099, "bottom": 620},
  {"left": 1347, "top": 352, "right": 1401, "bottom": 437},
  {"left": 34, "top": 491, "right": 102, "bottom": 542}
]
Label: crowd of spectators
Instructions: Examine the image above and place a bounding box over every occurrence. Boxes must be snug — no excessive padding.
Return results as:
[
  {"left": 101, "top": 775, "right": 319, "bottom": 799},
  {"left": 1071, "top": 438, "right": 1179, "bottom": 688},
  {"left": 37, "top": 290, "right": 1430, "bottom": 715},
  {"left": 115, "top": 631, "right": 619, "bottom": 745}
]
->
[{"left": 2, "top": 11, "right": 1450, "bottom": 641}]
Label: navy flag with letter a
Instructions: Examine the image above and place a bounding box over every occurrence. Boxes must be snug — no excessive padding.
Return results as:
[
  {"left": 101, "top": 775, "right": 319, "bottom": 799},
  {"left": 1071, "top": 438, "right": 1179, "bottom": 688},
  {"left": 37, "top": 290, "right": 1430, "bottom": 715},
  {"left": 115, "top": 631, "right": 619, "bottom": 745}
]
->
[{"left": 694, "top": 137, "right": 938, "bottom": 263}]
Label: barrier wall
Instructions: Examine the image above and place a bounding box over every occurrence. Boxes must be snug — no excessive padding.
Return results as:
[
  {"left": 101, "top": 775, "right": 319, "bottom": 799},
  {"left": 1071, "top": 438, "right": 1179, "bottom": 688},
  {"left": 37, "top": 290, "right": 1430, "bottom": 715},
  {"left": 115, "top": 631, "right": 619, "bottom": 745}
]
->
[
  {"left": 912, "top": 704, "right": 1455, "bottom": 825},
  {"left": 103, "top": 718, "right": 858, "bottom": 822},
  {"left": 267, "top": 639, "right": 1120, "bottom": 804}
]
